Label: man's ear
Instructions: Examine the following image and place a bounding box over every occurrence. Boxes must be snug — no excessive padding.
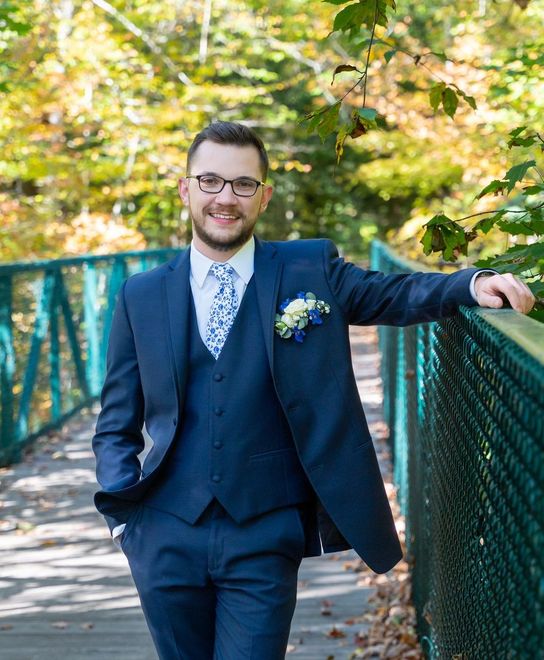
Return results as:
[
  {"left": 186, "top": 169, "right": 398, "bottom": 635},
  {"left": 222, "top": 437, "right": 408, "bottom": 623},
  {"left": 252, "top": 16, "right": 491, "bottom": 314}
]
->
[
  {"left": 259, "top": 185, "right": 273, "bottom": 213},
  {"left": 178, "top": 177, "right": 189, "bottom": 205}
]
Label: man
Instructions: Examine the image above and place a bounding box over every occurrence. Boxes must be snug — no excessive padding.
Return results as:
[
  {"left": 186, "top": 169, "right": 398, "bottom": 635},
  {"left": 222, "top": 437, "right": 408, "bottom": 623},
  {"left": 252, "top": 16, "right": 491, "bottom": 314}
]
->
[{"left": 92, "top": 121, "right": 535, "bottom": 659}]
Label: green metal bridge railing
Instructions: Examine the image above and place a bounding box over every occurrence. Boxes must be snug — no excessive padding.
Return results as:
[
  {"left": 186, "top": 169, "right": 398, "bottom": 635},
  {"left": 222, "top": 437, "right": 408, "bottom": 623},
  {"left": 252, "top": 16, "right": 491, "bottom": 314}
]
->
[
  {"left": 371, "top": 240, "right": 544, "bottom": 659},
  {"left": 0, "top": 248, "right": 182, "bottom": 466}
]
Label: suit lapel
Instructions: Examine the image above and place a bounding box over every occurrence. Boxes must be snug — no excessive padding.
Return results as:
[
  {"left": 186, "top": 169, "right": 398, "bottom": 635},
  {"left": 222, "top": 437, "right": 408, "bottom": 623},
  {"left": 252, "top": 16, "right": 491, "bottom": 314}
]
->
[
  {"left": 254, "top": 237, "right": 282, "bottom": 372},
  {"left": 162, "top": 248, "right": 191, "bottom": 404}
]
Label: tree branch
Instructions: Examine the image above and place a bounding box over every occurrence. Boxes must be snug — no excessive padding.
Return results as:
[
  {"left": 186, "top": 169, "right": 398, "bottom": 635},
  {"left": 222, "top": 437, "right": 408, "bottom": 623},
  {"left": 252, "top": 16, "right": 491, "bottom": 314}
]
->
[
  {"left": 264, "top": 35, "right": 337, "bottom": 104},
  {"left": 90, "top": 0, "right": 193, "bottom": 86},
  {"left": 199, "top": 0, "right": 213, "bottom": 65},
  {"left": 362, "top": 1, "right": 380, "bottom": 108}
]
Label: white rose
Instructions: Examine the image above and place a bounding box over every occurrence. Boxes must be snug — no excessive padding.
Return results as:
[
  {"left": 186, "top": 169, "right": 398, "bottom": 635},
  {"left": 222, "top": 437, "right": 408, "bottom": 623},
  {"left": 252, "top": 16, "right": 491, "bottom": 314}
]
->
[
  {"left": 281, "top": 313, "right": 296, "bottom": 328},
  {"left": 284, "top": 298, "right": 307, "bottom": 314},
  {"left": 306, "top": 299, "right": 316, "bottom": 310}
]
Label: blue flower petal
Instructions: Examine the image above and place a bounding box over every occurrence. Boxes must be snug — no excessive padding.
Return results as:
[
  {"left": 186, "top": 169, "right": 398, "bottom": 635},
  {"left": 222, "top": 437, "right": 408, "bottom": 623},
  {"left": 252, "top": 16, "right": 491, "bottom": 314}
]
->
[
  {"left": 294, "top": 329, "right": 306, "bottom": 343},
  {"left": 296, "top": 291, "right": 306, "bottom": 299},
  {"left": 279, "top": 298, "right": 291, "bottom": 312},
  {"left": 308, "top": 309, "right": 322, "bottom": 324}
]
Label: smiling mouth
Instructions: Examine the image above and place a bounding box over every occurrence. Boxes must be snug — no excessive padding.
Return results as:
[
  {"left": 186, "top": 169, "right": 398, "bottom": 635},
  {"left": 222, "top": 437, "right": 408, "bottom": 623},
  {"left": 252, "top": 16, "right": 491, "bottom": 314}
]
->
[{"left": 209, "top": 211, "right": 240, "bottom": 224}]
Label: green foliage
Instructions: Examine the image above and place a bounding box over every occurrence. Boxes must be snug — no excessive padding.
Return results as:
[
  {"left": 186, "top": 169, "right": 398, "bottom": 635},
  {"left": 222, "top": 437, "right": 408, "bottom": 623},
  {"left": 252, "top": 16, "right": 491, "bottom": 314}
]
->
[
  {"left": 331, "top": 63, "right": 361, "bottom": 84},
  {"left": 0, "top": 0, "right": 383, "bottom": 260},
  {"left": 441, "top": 87, "right": 459, "bottom": 118},
  {"left": 0, "top": 2, "right": 32, "bottom": 92},
  {"left": 328, "top": 0, "right": 394, "bottom": 34},
  {"left": 310, "top": 0, "right": 543, "bottom": 316},
  {"left": 504, "top": 160, "right": 537, "bottom": 192},
  {"left": 355, "top": 133, "right": 464, "bottom": 222},
  {"left": 305, "top": 0, "right": 484, "bottom": 149},
  {"left": 2, "top": 0, "right": 544, "bottom": 307},
  {"left": 421, "top": 214, "right": 471, "bottom": 261},
  {"left": 420, "top": 132, "right": 544, "bottom": 310},
  {"left": 428, "top": 84, "right": 476, "bottom": 119},
  {"left": 318, "top": 103, "right": 342, "bottom": 141},
  {"left": 0, "top": 3, "right": 32, "bottom": 35}
]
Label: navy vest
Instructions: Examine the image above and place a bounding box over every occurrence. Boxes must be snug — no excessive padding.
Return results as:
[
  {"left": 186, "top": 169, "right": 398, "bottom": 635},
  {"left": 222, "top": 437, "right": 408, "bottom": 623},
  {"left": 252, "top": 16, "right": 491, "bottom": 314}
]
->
[{"left": 144, "top": 276, "right": 314, "bottom": 524}]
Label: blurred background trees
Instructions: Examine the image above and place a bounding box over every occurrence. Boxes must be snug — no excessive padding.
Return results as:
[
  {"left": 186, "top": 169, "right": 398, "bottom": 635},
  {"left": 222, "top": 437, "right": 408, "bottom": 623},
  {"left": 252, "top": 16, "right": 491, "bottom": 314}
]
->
[{"left": 1, "top": 0, "right": 542, "bottom": 301}]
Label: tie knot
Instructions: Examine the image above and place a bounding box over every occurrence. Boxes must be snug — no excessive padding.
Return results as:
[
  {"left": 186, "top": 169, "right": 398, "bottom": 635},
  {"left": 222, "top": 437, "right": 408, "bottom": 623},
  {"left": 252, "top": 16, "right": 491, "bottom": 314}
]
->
[{"left": 210, "top": 262, "right": 235, "bottom": 283}]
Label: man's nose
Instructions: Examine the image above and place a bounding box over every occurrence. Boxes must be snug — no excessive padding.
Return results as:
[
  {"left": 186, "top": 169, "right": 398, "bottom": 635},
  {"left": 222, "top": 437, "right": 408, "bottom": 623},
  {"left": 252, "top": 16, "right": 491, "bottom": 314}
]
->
[{"left": 214, "top": 181, "right": 238, "bottom": 204}]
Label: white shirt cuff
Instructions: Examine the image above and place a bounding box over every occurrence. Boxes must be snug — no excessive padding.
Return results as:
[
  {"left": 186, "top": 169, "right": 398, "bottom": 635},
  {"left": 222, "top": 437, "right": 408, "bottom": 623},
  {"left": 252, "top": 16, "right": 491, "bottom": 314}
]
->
[
  {"left": 469, "top": 270, "right": 496, "bottom": 302},
  {"left": 112, "top": 523, "right": 126, "bottom": 547}
]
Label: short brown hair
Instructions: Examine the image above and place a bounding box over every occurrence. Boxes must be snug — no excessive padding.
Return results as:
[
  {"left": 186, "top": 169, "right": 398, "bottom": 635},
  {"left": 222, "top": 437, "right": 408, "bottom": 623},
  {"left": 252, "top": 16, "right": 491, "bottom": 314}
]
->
[{"left": 187, "top": 121, "right": 269, "bottom": 180}]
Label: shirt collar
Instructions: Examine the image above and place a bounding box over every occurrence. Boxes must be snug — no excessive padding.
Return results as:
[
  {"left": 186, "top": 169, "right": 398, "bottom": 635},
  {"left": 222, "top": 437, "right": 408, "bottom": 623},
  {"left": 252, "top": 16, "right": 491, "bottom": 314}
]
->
[{"left": 190, "top": 235, "right": 255, "bottom": 288}]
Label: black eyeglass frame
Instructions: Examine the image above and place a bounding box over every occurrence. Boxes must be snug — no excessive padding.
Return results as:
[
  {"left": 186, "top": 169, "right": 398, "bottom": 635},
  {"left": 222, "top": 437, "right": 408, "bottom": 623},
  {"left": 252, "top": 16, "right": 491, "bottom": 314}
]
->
[{"left": 186, "top": 175, "right": 265, "bottom": 197}]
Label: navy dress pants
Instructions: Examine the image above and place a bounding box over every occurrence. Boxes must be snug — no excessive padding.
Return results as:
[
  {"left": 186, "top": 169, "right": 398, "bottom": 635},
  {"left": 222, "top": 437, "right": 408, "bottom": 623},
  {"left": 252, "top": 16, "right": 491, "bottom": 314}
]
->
[{"left": 120, "top": 500, "right": 307, "bottom": 659}]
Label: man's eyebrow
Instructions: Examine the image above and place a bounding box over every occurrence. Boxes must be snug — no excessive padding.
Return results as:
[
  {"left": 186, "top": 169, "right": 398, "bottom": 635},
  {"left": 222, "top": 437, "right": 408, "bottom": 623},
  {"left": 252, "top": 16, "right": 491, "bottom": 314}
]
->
[{"left": 195, "top": 171, "right": 259, "bottom": 181}]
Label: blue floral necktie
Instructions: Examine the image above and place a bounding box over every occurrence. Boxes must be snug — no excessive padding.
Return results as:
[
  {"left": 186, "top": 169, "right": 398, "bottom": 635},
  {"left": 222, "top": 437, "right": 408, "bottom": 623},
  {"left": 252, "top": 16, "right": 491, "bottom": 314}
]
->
[{"left": 205, "top": 263, "right": 239, "bottom": 359}]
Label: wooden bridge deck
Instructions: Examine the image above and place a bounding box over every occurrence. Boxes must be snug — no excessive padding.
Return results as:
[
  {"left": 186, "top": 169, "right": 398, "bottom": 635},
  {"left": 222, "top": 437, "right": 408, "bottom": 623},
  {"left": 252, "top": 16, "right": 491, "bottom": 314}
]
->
[{"left": 0, "top": 326, "right": 396, "bottom": 659}]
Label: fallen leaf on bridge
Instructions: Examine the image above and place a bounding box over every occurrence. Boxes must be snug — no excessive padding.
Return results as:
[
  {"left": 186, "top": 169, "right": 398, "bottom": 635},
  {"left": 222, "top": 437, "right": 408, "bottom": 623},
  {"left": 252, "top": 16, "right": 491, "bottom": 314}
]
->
[
  {"left": 51, "top": 621, "right": 69, "bottom": 629},
  {"left": 321, "top": 599, "right": 333, "bottom": 615}
]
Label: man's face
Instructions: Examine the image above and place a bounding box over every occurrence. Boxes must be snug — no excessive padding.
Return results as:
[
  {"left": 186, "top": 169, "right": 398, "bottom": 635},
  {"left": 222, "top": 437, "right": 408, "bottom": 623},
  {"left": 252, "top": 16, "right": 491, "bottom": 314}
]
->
[{"left": 178, "top": 140, "right": 273, "bottom": 259}]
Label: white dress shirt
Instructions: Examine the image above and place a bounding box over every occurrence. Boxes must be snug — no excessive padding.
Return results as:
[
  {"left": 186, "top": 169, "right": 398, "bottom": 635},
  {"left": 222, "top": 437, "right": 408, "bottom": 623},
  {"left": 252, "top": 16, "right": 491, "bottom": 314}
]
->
[{"left": 189, "top": 236, "right": 255, "bottom": 342}]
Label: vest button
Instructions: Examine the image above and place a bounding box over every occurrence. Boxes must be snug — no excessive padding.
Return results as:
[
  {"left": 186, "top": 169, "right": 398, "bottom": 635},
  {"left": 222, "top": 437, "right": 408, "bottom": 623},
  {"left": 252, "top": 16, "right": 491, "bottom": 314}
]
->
[
  {"left": 214, "top": 407, "right": 224, "bottom": 416},
  {"left": 212, "top": 474, "right": 221, "bottom": 483},
  {"left": 213, "top": 441, "right": 223, "bottom": 449},
  {"left": 213, "top": 373, "right": 224, "bottom": 382}
]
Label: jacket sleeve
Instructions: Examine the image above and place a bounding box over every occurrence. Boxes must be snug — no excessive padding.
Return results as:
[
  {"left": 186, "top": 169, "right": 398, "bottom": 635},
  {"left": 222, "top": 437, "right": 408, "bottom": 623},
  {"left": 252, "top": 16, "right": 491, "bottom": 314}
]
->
[
  {"left": 92, "top": 280, "right": 145, "bottom": 496},
  {"left": 323, "top": 240, "right": 479, "bottom": 326}
]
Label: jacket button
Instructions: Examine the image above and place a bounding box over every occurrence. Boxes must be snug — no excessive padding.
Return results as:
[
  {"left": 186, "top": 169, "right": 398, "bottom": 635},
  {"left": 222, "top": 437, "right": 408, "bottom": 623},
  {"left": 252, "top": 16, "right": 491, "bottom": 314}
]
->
[
  {"left": 213, "top": 441, "right": 223, "bottom": 449},
  {"left": 213, "top": 373, "right": 224, "bottom": 382},
  {"left": 172, "top": 418, "right": 177, "bottom": 425},
  {"left": 212, "top": 474, "right": 221, "bottom": 483},
  {"left": 214, "top": 408, "right": 224, "bottom": 416}
]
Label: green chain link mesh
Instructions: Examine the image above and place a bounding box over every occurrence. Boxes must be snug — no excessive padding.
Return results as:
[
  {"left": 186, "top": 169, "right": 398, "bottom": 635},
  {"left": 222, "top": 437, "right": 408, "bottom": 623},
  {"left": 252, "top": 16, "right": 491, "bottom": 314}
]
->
[{"left": 371, "top": 241, "right": 544, "bottom": 659}]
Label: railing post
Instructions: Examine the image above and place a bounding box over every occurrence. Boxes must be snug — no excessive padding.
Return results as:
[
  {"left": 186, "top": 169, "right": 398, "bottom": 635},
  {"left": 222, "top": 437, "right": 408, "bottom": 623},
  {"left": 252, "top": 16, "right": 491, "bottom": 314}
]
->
[
  {"left": 394, "top": 326, "right": 408, "bottom": 514},
  {"left": 16, "top": 272, "right": 55, "bottom": 445},
  {"left": 100, "top": 257, "right": 127, "bottom": 376},
  {"left": 0, "top": 275, "right": 15, "bottom": 463},
  {"left": 49, "top": 271, "right": 62, "bottom": 423},
  {"left": 84, "top": 262, "right": 101, "bottom": 397}
]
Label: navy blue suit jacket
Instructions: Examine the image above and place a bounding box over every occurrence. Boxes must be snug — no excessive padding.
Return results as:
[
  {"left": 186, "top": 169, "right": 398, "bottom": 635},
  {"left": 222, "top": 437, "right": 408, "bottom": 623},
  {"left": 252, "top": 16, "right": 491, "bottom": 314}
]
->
[{"left": 93, "top": 237, "right": 480, "bottom": 573}]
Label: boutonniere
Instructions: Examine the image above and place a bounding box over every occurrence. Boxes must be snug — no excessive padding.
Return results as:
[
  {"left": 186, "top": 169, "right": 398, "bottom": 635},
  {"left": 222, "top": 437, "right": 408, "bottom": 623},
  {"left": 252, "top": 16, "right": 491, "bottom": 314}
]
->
[{"left": 275, "top": 291, "right": 331, "bottom": 343}]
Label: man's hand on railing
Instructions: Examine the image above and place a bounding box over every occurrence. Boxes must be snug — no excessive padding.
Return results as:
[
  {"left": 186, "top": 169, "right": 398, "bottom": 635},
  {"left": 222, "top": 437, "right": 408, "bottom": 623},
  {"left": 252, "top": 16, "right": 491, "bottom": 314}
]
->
[{"left": 474, "top": 273, "right": 535, "bottom": 314}]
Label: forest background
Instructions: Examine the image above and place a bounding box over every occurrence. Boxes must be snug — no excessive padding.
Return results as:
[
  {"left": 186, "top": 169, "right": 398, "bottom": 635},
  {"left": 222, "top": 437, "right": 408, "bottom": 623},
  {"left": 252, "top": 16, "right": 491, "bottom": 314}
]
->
[{"left": 0, "top": 0, "right": 542, "bottom": 312}]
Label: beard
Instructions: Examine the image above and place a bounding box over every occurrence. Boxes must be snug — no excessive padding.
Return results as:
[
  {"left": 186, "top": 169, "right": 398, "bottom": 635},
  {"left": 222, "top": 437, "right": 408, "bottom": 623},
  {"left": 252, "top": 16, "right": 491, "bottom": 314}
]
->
[{"left": 190, "top": 202, "right": 258, "bottom": 253}]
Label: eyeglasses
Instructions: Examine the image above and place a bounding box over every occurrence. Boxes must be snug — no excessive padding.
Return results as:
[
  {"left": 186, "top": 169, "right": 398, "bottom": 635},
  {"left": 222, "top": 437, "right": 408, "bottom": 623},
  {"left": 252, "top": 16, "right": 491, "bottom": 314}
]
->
[{"left": 186, "top": 175, "right": 264, "bottom": 197}]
